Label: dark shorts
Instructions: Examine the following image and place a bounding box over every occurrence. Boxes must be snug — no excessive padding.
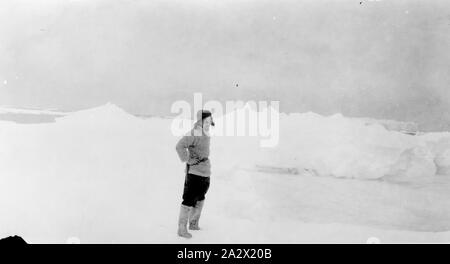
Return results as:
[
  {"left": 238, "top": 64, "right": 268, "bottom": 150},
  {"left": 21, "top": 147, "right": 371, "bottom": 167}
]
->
[{"left": 182, "top": 173, "right": 210, "bottom": 207}]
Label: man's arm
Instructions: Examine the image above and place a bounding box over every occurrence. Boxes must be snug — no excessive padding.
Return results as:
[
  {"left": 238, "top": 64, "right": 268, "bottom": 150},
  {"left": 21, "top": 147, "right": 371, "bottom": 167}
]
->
[{"left": 175, "top": 135, "right": 195, "bottom": 162}]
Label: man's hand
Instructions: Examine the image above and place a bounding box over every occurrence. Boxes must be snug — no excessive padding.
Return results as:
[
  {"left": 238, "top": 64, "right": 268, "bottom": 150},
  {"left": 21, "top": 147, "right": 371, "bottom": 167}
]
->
[
  {"left": 187, "top": 157, "right": 200, "bottom": 166},
  {"left": 188, "top": 157, "right": 208, "bottom": 166}
]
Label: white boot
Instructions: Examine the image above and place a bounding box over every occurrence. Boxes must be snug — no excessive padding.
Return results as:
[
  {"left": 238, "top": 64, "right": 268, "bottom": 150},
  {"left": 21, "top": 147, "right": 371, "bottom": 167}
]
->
[
  {"left": 178, "top": 205, "right": 193, "bottom": 238},
  {"left": 189, "top": 200, "right": 204, "bottom": 230}
]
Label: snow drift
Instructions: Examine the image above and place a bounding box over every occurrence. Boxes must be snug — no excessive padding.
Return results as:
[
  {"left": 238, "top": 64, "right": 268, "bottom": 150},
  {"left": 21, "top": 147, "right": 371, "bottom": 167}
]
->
[
  {"left": 0, "top": 103, "right": 449, "bottom": 243},
  {"left": 215, "top": 105, "right": 450, "bottom": 182}
]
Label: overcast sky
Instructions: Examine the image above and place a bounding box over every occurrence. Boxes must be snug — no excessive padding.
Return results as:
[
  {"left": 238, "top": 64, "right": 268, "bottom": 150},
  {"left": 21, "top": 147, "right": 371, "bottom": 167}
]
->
[{"left": 0, "top": 0, "right": 449, "bottom": 131}]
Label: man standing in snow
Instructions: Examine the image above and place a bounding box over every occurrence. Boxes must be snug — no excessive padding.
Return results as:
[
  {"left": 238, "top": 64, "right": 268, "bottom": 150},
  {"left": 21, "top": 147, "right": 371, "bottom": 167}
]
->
[{"left": 175, "top": 109, "right": 215, "bottom": 238}]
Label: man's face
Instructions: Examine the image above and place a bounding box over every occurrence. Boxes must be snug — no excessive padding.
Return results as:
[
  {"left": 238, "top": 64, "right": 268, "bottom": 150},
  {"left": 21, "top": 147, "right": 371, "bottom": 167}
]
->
[{"left": 202, "top": 116, "right": 212, "bottom": 131}]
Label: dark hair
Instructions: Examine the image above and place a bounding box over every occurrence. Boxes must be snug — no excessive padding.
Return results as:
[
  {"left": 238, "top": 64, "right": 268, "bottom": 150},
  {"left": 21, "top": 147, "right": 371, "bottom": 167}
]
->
[{"left": 201, "top": 110, "right": 215, "bottom": 126}]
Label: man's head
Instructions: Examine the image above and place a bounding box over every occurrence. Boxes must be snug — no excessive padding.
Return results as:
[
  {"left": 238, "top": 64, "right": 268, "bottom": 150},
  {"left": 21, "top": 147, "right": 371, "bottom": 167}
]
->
[{"left": 195, "top": 109, "right": 215, "bottom": 132}]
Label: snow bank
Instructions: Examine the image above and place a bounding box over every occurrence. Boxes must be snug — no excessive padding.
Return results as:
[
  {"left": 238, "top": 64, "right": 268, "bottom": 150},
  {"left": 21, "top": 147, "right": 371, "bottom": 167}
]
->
[
  {"left": 3, "top": 102, "right": 450, "bottom": 183},
  {"left": 355, "top": 117, "right": 418, "bottom": 135},
  {"left": 227, "top": 109, "right": 450, "bottom": 182},
  {"left": 55, "top": 102, "right": 139, "bottom": 125},
  {"left": 1, "top": 103, "right": 450, "bottom": 243},
  {"left": 0, "top": 103, "right": 183, "bottom": 243}
]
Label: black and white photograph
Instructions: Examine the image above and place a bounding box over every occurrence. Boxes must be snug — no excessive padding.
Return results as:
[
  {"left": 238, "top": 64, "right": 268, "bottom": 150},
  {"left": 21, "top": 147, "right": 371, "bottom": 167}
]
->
[{"left": 0, "top": 0, "right": 450, "bottom": 246}]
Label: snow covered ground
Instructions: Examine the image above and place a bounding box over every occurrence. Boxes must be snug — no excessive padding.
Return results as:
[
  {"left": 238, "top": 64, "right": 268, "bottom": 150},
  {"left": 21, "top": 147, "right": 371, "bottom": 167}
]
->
[{"left": 0, "top": 103, "right": 449, "bottom": 243}]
